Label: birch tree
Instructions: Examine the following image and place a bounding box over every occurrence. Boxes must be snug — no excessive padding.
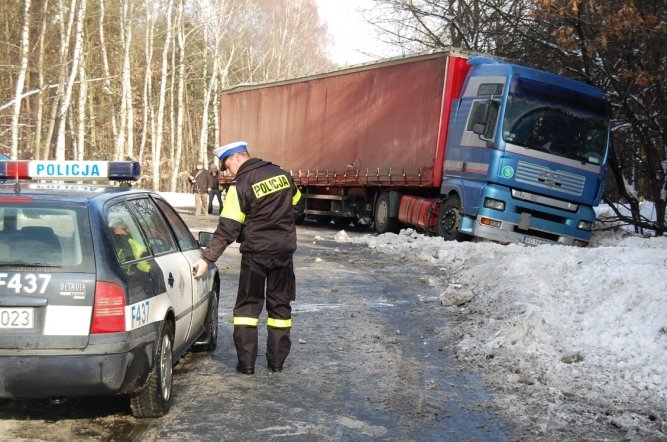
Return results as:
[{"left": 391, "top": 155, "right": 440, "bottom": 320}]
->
[
  {"left": 10, "top": 0, "right": 31, "bottom": 159},
  {"left": 75, "top": 39, "right": 87, "bottom": 160},
  {"left": 115, "top": 0, "right": 134, "bottom": 160},
  {"left": 138, "top": 0, "right": 156, "bottom": 171},
  {"left": 34, "top": 0, "right": 50, "bottom": 160},
  {"left": 170, "top": 0, "right": 185, "bottom": 192},
  {"left": 54, "top": 0, "right": 86, "bottom": 160},
  {"left": 45, "top": 0, "right": 76, "bottom": 160},
  {"left": 153, "top": 0, "right": 174, "bottom": 191}
]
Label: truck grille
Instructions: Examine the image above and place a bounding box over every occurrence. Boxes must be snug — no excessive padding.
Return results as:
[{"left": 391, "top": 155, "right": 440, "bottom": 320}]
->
[{"left": 515, "top": 161, "right": 584, "bottom": 197}]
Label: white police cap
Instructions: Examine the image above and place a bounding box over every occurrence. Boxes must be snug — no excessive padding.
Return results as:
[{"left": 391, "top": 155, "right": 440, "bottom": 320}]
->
[{"left": 213, "top": 141, "right": 248, "bottom": 163}]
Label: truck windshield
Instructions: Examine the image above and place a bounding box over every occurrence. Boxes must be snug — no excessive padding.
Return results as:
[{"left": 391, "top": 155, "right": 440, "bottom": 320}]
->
[{"left": 502, "top": 77, "right": 609, "bottom": 165}]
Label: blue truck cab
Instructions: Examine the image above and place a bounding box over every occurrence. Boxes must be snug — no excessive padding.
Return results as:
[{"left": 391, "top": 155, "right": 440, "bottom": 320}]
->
[{"left": 442, "top": 56, "right": 610, "bottom": 246}]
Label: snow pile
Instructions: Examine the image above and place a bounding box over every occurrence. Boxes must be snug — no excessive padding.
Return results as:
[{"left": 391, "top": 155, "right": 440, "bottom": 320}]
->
[{"left": 341, "top": 228, "right": 667, "bottom": 408}]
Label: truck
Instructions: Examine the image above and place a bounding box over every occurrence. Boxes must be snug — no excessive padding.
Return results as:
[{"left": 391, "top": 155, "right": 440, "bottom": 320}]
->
[{"left": 218, "top": 49, "right": 610, "bottom": 247}]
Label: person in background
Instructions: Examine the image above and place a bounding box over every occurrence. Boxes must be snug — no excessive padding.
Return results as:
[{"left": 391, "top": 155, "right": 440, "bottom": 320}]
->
[
  {"left": 193, "top": 141, "right": 302, "bottom": 375},
  {"left": 207, "top": 163, "right": 223, "bottom": 215},
  {"left": 189, "top": 160, "right": 210, "bottom": 216}
]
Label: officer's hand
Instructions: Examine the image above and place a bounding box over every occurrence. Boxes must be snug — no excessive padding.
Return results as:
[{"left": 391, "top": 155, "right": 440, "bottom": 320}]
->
[{"left": 193, "top": 259, "right": 209, "bottom": 279}]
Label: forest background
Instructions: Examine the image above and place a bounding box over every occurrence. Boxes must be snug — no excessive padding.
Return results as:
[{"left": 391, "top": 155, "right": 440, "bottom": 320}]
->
[{"left": 0, "top": 0, "right": 665, "bottom": 235}]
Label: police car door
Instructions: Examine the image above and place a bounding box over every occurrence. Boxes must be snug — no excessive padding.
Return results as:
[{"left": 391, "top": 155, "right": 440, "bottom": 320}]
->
[
  {"left": 152, "top": 198, "right": 209, "bottom": 332},
  {"left": 127, "top": 198, "right": 195, "bottom": 349}
]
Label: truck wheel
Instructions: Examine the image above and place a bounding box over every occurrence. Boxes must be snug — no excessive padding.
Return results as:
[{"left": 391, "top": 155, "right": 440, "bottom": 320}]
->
[
  {"left": 436, "top": 195, "right": 468, "bottom": 241},
  {"left": 131, "top": 320, "right": 174, "bottom": 418},
  {"left": 374, "top": 192, "right": 400, "bottom": 234},
  {"left": 194, "top": 285, "right": 219, "bottom": 352}
]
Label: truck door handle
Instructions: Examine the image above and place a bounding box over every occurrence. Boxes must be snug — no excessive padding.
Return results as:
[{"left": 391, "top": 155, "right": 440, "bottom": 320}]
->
[{"left": 168, "top": 272, "right": 174, "bottom": 287}]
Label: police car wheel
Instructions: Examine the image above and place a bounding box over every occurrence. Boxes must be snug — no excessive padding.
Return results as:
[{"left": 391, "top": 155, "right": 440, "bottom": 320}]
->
[
  {"left": 131, "top": 321, "right": 174, "bottom": 418},
  {"left": 195, "top": 288, "right": 219, "bottom": 352}
]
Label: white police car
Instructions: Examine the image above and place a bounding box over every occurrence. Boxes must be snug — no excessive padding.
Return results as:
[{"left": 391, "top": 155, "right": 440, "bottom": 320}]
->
[{"left": 0, "top": 160, "right": 219, "bottom": 417}]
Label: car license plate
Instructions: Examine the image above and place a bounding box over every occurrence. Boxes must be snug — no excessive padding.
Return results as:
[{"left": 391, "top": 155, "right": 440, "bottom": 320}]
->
[
  {"left": 523, "top": 236, "right": 549, "bottom": 246},
  {"left": 0, "top": 307, "right": 34, "bottom": 329}
]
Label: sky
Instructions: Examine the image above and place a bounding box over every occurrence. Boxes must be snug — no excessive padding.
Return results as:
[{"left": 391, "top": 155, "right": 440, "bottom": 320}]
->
[
  {"left": 164, "top": 192, "right": 666, "bottom": 433},
  {"left": 314, "top": 0, "right": 398, "bottom": 66}
]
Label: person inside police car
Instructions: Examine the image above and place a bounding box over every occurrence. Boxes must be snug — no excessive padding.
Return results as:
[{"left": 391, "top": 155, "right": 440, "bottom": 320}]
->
[
  {"left": 193, "top": 141, "right": 302, "bottom": 375},
  {"left": 189, "top": 160, "right": 211, "bottom": 216}
]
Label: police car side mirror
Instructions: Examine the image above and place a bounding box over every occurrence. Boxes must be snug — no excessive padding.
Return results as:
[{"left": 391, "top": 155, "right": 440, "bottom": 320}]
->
[{"left": 198, "top": 231, "right": 214, "bottom": 247}]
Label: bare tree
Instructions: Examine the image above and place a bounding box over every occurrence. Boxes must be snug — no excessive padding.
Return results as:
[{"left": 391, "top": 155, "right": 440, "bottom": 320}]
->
[
  {"left": 115, "top": 0, "right": 134, "bottom": 160},
  {"left": 10, "top": 0, "right": 31, "bottom": 159},
  {"left": 153, "top": 0, "right": 174, "bottom": 191},
  {"left": 54, "top": 0, "right": 86, "bottom": 160},
  {"left": 33, "top": 0, "right": 51, "bottom": 160},
  {"left": 75, "top": 37, "right": 87, "bottom": 160},
  {"left": 367, "top": 0, "right": 532, "bottom": 55},
  {"left": 98, "top": 0, "right": 118, "bottom": 152},
  {"left": 138, "top": 0, "right": 156, "bottom": 173},
  {"left": 170, "top": 0, "right": 186, "bottom": 192}
]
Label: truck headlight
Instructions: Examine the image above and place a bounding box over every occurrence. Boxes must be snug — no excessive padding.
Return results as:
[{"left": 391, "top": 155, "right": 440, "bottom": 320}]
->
[
  {"left": 483, "top": 197, "right": 505, "bottom": 211},
  {"left": 577, "top": 220, "right": 593, "bottom": 231}
]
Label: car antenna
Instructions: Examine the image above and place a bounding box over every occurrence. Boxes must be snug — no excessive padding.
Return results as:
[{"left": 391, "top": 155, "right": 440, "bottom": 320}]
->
[{"left": 13, "top": 166, "right": 20, "bottom": 194}]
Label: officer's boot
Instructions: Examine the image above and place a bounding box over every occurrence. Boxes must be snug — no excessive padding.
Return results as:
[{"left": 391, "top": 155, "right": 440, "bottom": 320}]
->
[
  {"left": 233, "top": 325, "right": 258, "bottom": 374},
  {"left": 266, "top": 327, "right": 291, "bottom": 372}
]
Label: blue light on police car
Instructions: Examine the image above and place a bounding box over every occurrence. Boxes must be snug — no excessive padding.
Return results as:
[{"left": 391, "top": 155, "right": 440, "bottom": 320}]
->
[{"left": 108, "top": 161, "right": 141, "bottom": 181}]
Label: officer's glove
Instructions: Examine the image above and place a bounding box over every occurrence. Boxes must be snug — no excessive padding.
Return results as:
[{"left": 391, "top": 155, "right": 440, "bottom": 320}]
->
[{"left": 193, "top": 258, "right": 209, "bottom": 279}]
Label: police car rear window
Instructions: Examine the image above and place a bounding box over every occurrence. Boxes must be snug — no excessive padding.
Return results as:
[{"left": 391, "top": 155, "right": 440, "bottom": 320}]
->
[{"left": 0, "top": 206, "right": 87, "bottom": 268}]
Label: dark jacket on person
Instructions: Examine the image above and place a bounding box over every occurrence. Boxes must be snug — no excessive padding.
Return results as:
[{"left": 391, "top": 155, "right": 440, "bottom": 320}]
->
[
  {"left": 202, "top": 158, "right": 301, "bottom": 261},
  {"left": 189, "top": 166, "right": 211, "bottom": 193},
  {"left": 207, "top": 166, "right": 221, "bottom": 188}
]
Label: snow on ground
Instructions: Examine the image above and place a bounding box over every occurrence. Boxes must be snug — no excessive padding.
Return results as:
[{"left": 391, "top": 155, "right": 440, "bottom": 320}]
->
[
  {"left": 164, "top": 192, "right": 667, "bottom": 419},
  {"left": 339, "top": 227, "right": 666, "bottom": 409}
]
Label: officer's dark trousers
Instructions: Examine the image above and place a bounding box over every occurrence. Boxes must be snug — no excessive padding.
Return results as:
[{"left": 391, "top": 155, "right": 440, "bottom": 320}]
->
[{"left": 233, "top": 253, "right": 295, "bottom": 369}]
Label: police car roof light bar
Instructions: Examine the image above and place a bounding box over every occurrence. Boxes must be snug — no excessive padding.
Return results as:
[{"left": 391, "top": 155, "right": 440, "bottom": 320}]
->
[{"left": 0, "top": 160, "right": 140, "bottom": 181}]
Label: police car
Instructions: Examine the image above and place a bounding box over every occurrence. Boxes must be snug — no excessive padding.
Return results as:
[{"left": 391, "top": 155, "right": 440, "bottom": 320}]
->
[{"left": 0, "top": 160, "right": 219, "bottom": 417}]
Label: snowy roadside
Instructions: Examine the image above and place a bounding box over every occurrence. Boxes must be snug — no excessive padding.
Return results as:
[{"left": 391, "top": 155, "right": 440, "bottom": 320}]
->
[
  {"left": 164, "top": 191, "right": 666, "bottom": 438},
  {"left": 333, "top": 227, "right": 667, "bottom": 439}
]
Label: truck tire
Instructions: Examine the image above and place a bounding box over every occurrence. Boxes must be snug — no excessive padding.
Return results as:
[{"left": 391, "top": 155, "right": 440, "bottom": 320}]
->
[
  {"left": 130, "top": 320, "right": 174, "bottom": 418},
  {"left": 436, "top": 195, "right": 469, "bottom": 241},
  {"left": 374, "top": 192, "right": 400, "bottom": 234}
]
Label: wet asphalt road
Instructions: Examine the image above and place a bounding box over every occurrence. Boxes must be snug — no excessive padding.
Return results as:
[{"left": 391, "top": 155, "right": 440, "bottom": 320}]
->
[{"left": 0, "top": 213, "right": 512, "bottom": 441}]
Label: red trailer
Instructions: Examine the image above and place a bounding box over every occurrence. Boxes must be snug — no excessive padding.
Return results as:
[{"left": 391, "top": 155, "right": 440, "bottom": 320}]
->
[{"left": 219, "top": 50, "right": 471, "bottom": 232}]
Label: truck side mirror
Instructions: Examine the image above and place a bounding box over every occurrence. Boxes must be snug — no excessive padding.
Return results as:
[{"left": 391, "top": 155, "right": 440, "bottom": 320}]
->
[
  {"left": 469, "top": 99, "right": 499, "bottom": 141},
  {"left": 470, "top": 102, "right": 489, "bottom": 135}
]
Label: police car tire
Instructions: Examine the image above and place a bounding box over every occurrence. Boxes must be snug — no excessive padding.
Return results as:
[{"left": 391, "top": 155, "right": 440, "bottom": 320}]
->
[
  {"left": 195, "top": 289, "right": 219, "bottom": 352},
  {"left": 130, "top": 321, "right": 174, "bottom": 418}
]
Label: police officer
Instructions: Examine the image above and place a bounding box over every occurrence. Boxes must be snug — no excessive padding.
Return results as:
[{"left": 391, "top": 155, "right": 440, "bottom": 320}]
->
[{"left": 193, "top": 141, "right": 302, "bottom": 375}]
